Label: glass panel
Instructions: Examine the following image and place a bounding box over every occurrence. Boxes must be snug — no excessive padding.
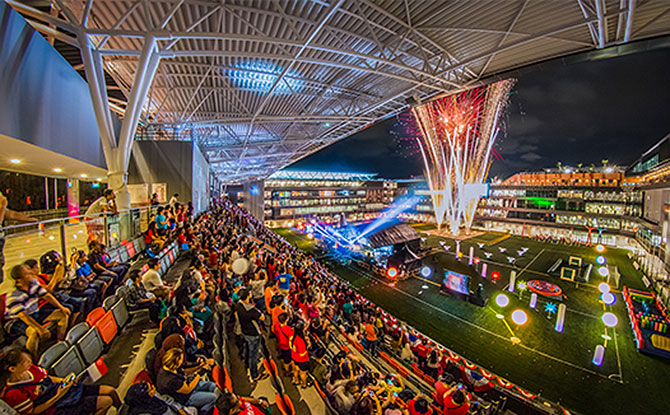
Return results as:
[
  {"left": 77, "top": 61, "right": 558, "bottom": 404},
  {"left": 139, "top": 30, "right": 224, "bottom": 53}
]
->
[{"left": 0, "top": 223, "right": 63, "bottom": 293}]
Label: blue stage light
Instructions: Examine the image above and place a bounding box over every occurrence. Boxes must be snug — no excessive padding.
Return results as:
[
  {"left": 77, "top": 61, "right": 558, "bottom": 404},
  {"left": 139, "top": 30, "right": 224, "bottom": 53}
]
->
[
  {"left": 596, "top": 255, "right": 606, "bottom": 265},
  {"left": 420, "top": 266, "right": 432, "bottom": 277}
]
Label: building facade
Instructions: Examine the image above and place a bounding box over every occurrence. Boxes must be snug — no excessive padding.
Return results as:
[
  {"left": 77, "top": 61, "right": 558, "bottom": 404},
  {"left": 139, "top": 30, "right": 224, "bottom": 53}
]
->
[{"left": 263, "top": 171, "right": 398, "bottom": 226}]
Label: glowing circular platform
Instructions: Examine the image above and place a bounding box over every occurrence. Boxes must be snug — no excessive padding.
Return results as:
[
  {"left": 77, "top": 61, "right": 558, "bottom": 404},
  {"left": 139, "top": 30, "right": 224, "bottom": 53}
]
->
[{"left": 527, "top": 280, "right": 563, "bottom": 298}]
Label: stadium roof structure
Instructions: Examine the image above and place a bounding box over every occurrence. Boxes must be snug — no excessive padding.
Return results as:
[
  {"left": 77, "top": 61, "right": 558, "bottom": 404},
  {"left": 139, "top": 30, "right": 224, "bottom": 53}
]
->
[
  {"left": 268, "top": 170, "right": 376, "bottom": 181},
  {"left": 10, "top": 0, "right": 670, "bottom": 183}
]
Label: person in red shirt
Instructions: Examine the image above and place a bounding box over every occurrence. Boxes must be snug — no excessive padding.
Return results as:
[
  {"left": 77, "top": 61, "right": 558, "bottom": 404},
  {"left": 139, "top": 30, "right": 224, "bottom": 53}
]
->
[
  {"left": 408, "top": 395, "right": 432, "bottom": 415},
  {"left": 442, "top": 384, "right": 470, "bottom": 415},
  {"left": 289, "top": 323, "right": 310, "bottom": 388},
  {"left": 274, "top": 312, "right": 294, "bottom": 373},
  {"left": 0, "top": 347, "right": 120, "bottom": 415},
  {"left": 220, "top": 392, "right": 270, "bottom": 415}
]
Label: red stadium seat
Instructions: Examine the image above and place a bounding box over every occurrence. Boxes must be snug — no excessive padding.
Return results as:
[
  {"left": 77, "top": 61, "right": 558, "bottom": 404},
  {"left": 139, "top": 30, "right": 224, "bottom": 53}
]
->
[
  {"left": 85, "top": 307, "right": 106, "bottom": 326},
  {"left": 132, "top": 369, "right": 153, "bottom": 385},
  {"left": 86, "top": 307, "right": 117, "bottom": 344},
  {"left": 283, "top": 394, "right": 295, "bottom": 415},
  {"left": 275, "top": 393, "right": 288, "bottom": 415},
  {"left": 212, "top": 366, "right": 227, "bottom": 392}
]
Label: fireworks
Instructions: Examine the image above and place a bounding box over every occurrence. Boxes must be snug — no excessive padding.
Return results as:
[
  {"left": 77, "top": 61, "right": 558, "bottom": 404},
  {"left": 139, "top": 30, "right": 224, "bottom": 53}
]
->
[{"left": 411, "top": 79, "right": 515, "bottom": 234}]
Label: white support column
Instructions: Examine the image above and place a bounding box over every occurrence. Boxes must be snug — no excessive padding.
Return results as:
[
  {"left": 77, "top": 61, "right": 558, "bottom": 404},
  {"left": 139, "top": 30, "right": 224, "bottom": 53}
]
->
[{"left": 79, "top": 34, "right": 161, "bottom": 210}]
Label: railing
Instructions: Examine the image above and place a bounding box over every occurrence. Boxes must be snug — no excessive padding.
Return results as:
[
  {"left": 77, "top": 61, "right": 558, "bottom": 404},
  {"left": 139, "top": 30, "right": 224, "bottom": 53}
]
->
[{"left": 0, "top": 204, "right": 167, "bottom": 294}]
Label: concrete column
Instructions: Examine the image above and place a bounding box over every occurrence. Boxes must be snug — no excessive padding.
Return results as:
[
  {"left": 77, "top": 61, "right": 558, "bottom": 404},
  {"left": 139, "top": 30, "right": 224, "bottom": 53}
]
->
[
  {"left": 66, "top": 178, "right": 79, "bottom": 217},
  {"left": 243, "top": 180, "right": 265, "bottom": 222}
]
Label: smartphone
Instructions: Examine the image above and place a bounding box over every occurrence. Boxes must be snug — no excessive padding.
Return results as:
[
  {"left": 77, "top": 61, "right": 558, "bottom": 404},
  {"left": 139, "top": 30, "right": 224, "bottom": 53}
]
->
[{"left": 62, "top": 373, "right": 75, "bottom": 387}]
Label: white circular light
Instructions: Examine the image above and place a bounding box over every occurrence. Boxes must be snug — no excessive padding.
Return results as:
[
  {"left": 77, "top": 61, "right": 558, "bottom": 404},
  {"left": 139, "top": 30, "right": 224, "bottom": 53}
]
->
[
  {"left": 602, "top": 312, "right": 618, "bottom": 327},
  {"left": 598, "top": 266, "right": 609, "bottom": 277},
  {"left": 511, "top": 310, "right": 528, "bottom": 326},
  {"left": 495, "top": 294, "right": 510, "bottom": 308}
]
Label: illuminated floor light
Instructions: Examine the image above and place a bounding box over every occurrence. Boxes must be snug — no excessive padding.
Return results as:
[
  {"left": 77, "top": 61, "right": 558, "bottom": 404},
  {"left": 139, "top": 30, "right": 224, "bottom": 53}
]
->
[
  {"left": 420, "top": 266, "right": 432, "bottom": 278},
  {"left": 602, "top": 312, "right": 618, "bottom": 327},
  {"left": 596, "top": 255, "right": 606, "bottom": 265},
  {"left": 601, "top": 292, "right": 616, "bottom": 305},
  {"left": 596, "top": 244, "right": 605, "bottom": 253},
  {"left": 495, "top": 294, "right": 509, "bottom": 307},
  {"left": 598, "top": 266, "right": 609, "bottom": 277},
  {"left": 387, "top": 267, "right": 398, "bottom": 278},
  {"left": 511, "top": 309, "right": 528, "bottom": 326},
  {"left": 598, "top": 282, "right": 611, "bottom": 293}
]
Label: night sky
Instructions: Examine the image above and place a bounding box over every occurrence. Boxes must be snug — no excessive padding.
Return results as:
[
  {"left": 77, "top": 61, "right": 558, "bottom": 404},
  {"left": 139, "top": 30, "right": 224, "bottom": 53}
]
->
[{"left": 292, "top": 46, "right": 670, "bottom": 180}]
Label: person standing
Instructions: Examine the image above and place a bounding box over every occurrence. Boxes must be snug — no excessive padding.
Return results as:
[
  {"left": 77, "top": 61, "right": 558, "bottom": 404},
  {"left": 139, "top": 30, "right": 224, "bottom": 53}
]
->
[
  {"left": 85, "top": 189, "right": 117, "bottom": 241},
  {"left": 169, "top": 193, "right": 180, "bottom": 207},
  {"left": 234, "top": 288, "right": 267, "bottom": 382},
  {"left": 0, "top": 191, "right": 37, "bottom": 282}
]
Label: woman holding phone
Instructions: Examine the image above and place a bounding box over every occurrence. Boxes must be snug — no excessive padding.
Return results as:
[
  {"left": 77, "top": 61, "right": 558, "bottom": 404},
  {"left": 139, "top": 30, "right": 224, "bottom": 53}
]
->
[{"left": 0, "top": 347, "right": 121, "bottom": 415}]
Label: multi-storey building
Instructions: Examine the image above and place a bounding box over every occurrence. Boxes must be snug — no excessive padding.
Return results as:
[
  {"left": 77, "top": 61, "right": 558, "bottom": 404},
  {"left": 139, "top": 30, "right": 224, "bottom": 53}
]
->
[
  {"left": 475, "top": 168, "right": 643, "bottom": 245},
  {"left": 263, "top": 170, "right": 398, "bottom": 226}
]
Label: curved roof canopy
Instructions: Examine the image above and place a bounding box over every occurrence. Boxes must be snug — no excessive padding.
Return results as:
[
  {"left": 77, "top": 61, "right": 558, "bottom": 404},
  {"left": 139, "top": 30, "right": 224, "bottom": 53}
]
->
[{"left": 11, "top": 0, "right": 670, "bottom": 183}]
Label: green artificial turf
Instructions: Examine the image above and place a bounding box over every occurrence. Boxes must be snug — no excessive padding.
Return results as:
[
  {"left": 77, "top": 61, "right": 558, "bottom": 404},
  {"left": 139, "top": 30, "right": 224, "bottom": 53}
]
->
[{"left": 275, "top": 227, "right": 670, "bottom": 415}]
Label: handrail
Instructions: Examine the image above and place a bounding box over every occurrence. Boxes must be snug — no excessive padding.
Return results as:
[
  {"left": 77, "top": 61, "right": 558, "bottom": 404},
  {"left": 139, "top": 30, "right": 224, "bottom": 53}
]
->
[{"left": 0, "top": 203, "right": 170, "bottom": 233}]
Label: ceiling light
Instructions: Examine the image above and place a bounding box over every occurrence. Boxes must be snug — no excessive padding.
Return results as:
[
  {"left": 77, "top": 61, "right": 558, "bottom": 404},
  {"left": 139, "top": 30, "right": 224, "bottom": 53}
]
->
[
  {"left": 96, "top": 178, "right": 103, "bottom": 182},
  {"left": 53, "top": 168, "right": 63, "bottom": 173},
  {"left": 9, "top": 159, "right": 20, "bottom": 164},
  {"left": 80, "top": 174, "right": 88, "bottom": 178}
]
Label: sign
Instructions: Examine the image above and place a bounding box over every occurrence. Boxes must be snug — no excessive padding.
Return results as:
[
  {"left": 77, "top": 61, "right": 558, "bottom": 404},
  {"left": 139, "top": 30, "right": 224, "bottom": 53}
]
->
[
  {"left": 127, "top": 184, "right": 149, "bottom": 205},
  {"left": 151, "top": 183, "right": 167, "bottom": 202}
]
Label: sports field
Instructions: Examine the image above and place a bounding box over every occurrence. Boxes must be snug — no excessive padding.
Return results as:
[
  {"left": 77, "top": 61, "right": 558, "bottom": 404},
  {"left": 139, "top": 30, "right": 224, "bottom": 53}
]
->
[{"left": 275, "top": 227, "right": 670, "bottom": 415}]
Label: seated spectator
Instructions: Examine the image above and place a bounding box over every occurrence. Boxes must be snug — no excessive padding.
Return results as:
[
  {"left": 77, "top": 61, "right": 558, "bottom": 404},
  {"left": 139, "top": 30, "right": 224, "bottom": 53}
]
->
[
  {"left": 99, "top": 243, "right": 130, "bottom": 277},
  {"left": 383, "top": 396, "right": 409, "bottom": 415},
  {"left": 218, "top": 392, "right": 270, "bottom": 415},
  {"left": 127, "top": 269, "right": 162, "bottom": 325},
  {"left": 38, "top": 251, "right": 96, "bottom": 315},
  {"left": 408, "top": 395, "right": 432, "bottom": 415},
  {"left": 4, "top": 265, "right": 70, "bottom": 358},
  {"left": 142, "top": 258, "right": 171, "bottom": 300},
  {"left": 145, "top": 221, "right": 165, "bottom": 255},
  {"left": 74, "top": 250, "right": 112, "bottom": 300},
  {"left": 87, "top": 241, "right": 123, "bottom": 288},
  {"left": 124, "top": 381, "right": 197, "bottom": 415},
  {"left": 309, "top": 347, "right": 329, "bottom": 386},
  {"left": 334, "top": 380, "right": 359, "bottom": 414},
  {"left": 351, "top": 389, "right": 382, "bottom": 415},
  {"left": 0, "top": 347, "right": 120, "bottom": 415},
  {"left": 155, "top": 347, "right": 219, "bottom": 415},
  {"left": 24, "top": 258, "right": 85, "bottom": 323},
  {"left": 177, "top": 228, "right": 190, "bottom": 251},
  {"left": 442, "top": 385, "right": 470, "bottom": 415},
  {"left": 150, "top": 334, "right": 213, "bottom": 383}
]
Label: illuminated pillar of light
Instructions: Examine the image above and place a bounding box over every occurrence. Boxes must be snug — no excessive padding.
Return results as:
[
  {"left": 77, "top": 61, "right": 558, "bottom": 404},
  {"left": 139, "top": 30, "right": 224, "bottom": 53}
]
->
[{"left": 411, "top": 79, "right": 514, "bottom": 234}]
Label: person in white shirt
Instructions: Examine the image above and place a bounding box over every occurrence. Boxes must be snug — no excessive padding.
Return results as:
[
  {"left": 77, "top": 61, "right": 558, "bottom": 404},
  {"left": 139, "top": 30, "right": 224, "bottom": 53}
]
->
[
  {"left": 142, "top": 258, "right": 171, "bottom": 300},
  {"left": 86, "top": 189, "right": 117, "bottom": 216},
  {"left": 168, "top": 193, "right": 179, "bottom": 207},
  {"left": 84, "top": 189, "right": 116, "bottom": 241}
]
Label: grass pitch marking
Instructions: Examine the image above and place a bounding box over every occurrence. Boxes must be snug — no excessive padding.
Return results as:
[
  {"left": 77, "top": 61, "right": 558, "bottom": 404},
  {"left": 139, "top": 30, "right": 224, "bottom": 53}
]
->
[{"left": 347, "top": 264, "right": 618, "bottom": 383}]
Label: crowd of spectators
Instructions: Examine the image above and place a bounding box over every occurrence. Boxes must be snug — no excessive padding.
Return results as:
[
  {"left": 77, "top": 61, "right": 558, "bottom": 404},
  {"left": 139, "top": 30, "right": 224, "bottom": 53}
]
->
[{"left": 0, "top": 197, "right": 486, "bottom": 415}]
